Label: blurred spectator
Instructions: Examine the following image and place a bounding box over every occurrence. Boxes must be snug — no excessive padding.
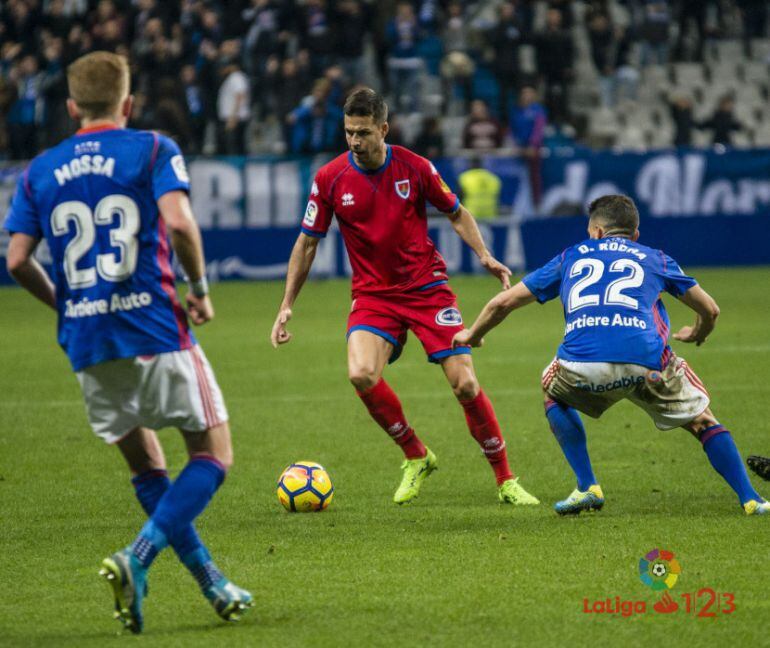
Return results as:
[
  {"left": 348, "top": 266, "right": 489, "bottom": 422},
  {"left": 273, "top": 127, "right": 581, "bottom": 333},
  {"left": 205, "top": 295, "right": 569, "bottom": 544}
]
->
[
  {"left": 463, "top": 99, "right": 503, "bottom": 151},
  {"left": 217, "top": 41, "right": 251, "bottom": 155},
  {"left": 299, "top": 0, "right": 334, "bottom": 77},
  {"left": 534, "top": 8, "right": 574, "bottom": 125},
  {"left": 510, "top": 85, "right": 547, "bottom": 207},
  {"left": 334, "top": 0, "right": 370, "bottom": 84},
  {"left": 612, "top": 26, "right": 639, "bottom": 104},
  {"left": 668, "top": 93, "right": 696, "bottom": 146},
  {"left": 42, "top": 0, "right": 75, "bottom": 39},
  {"left": 181, "top": 64, "right": 207, "bottom": 154},
  {"left": 7, "top": 55, "right": 42, "bottom": 160},
  {"left": 386, "top": 1, "right": 424, "bottom": 113},
  {"left": 737, "top": 0, "right": 768, "bottom": 58},
  {"left": 458, "top": 158, "right": 502, "bottom": 220},
  {"left": 40, "top": 38, "right": 71, "bottom": 148},
  {"left": 698, "top": 94, "right": 743, "bottom": 146},
  {"left": 639, "top": 1, "right": 671, "bottom": 66},
  {"left": 490, "top": 1, "right": 525, "bottom": 120},
  {"left": 287, "top": 79, "right": 343, "bottom": 154},
  {"left": 548, "top": 0, "right": 575, "bottom": 30},
  {"left": 413, "top": 116, "right": 444, "bottom": 159},
  {"left": 587, "top": 7, "right": 615, "bottom": 108},
  {"left": 243, "top": 0, "right": 292, "bottom": 117},
  {"left": 674, "top": 0, "right": 709, "bottom": 62}
]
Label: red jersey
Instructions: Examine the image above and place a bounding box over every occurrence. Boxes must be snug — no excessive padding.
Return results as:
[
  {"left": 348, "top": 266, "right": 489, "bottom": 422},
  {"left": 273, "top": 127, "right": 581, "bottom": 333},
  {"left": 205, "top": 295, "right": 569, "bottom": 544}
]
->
[{"left": 301, "top": 145, "right": 460, "bottom": 297}]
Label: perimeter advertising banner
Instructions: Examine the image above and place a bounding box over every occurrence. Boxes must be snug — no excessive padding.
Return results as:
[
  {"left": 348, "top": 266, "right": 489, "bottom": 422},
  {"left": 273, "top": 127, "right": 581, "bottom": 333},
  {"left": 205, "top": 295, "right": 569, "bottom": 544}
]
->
[{"left": 1, "top": 148, "right": 769, "bottom": 285}]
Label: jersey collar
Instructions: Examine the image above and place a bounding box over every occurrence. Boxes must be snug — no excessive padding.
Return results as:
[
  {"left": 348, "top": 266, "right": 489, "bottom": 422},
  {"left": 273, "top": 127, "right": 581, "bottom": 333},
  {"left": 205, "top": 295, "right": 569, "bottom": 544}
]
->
[
  {"left": 75, "top": 122, "right": 121, "bottom": 135},
  {"left": 348, "top": 145, "right": 392, "bottom": 175}
]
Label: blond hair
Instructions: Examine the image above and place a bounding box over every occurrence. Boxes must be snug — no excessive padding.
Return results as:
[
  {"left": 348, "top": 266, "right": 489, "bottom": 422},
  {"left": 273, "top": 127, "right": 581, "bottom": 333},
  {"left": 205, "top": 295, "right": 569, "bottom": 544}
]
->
[{"left": 67, "top": 51, "right": 130, "bottom": 119}]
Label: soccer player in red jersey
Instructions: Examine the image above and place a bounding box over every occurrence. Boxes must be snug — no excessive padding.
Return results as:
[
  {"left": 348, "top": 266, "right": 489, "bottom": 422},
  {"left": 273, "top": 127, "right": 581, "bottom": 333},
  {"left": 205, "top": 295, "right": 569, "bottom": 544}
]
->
[{"left": 271, "top": 88, "right": 539, "bottom": 506}]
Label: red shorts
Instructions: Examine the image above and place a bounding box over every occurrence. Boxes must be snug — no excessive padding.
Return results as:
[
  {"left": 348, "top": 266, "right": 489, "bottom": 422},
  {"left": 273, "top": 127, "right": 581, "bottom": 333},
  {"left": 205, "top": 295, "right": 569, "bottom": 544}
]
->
[{"left": 346, "top": 281, "right": 471, "bottom": 364}]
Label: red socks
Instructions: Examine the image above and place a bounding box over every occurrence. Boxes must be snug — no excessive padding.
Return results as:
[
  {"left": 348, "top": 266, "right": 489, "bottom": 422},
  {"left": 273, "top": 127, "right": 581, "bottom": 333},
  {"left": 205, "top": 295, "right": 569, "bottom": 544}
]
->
[
  {"left": 357, "top": 379, "right": 426, "bottom": 459},
  {"left": 459, "top": 390, "right": 514, "bottom": 485},
  {"left": 357, "top": 379, "right": 513, "bottom": 484}
]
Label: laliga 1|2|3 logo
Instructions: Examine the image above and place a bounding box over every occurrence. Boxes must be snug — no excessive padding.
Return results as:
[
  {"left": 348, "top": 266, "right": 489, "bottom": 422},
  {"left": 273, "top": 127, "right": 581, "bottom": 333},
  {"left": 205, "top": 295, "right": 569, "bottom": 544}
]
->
[{"left": 582, "top": 548, "right": 736, "bottom": 618}]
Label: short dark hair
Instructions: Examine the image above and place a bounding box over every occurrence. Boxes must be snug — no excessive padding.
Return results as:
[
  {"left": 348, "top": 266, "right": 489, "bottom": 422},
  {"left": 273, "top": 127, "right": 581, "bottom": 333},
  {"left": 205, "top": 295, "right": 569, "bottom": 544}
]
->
[
  {"left": 587, "top": 195, "right": 639, "bottom": 236},
  {"left": 343, "top": 88, "right": 388, "bottom": 124}
]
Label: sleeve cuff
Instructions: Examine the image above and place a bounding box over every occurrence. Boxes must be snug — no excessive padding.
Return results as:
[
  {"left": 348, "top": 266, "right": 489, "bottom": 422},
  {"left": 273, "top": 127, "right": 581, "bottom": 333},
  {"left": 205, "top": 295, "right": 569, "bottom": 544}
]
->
[
  {"left": 301, "top": 226, "right": 326, "bottom": 238},
  {"left": 4, "top": 222, "right": 42, "bottom": 238},
  {"left": 440, "top": 196, "right": 461, "bottom": 214}
]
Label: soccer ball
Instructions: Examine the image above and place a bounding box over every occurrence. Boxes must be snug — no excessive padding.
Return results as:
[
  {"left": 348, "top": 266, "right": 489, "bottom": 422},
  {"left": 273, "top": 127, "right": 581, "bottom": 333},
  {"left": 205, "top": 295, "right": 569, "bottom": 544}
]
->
[
  {"left": 652, "top": 563, "right": 667, "bottom": 577},
  {"left": 276, "top": 461, "right": 334, "bottom": 512}
]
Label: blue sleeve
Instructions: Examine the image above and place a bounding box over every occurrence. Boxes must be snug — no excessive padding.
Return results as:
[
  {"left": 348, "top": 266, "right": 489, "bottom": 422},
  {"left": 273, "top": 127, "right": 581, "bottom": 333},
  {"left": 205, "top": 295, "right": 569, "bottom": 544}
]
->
[
  {"left": 151, "top": 134, "right": 190, "bottom": 201},
  {"left": 3, "top": 168, "right": 41, "bottom": 238},
  {"left": 659, "top": 251, "right": 697, "bottom": 296},
  {"left": 522, "top": 252, "right": 563, "bottom": 304}
]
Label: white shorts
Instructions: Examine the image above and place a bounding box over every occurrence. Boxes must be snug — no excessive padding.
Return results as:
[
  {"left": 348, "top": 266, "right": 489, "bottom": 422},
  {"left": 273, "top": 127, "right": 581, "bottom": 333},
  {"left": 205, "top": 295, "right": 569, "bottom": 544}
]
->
[
  {"left": 542, "top": 354, "right": 710, "bottom": 430},
  {"left": 76, "top": 345, "right": 229, "bottom": 444}
]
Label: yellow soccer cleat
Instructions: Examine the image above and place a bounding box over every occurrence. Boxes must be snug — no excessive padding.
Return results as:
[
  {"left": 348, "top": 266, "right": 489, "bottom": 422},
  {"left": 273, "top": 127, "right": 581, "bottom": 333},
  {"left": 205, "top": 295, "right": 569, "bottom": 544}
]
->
[
  {"left": 498, "top": 477, "right": 540, "bottom": 505},
  {"left": 393, "top": 449, "right": 438, "bottom": 504},
  {"left": 554, "top": 484, "right": 604, "bottom": 515},
  {"left": 743, "top": 499, "right": 770, "bottom": 516}
]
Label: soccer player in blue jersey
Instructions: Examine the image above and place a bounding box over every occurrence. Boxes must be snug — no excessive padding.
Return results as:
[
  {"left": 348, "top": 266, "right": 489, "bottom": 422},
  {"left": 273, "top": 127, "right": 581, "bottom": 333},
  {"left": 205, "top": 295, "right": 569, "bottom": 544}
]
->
[
  {"left": 3, "top": 52, "right": 252, "bottom": 633},
  {"left": 453, "top": 194, "right": 768, "bottom": 516}
]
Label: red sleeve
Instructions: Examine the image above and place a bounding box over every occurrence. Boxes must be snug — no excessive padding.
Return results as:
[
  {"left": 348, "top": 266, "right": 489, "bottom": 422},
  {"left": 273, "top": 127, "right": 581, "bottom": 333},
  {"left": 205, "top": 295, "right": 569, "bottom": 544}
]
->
[
  {"left": 420, "top": 158, "right": 460, "bottom": 214},
  {"left": 301, "top": 169, "right": 334, "bottom": 238}
]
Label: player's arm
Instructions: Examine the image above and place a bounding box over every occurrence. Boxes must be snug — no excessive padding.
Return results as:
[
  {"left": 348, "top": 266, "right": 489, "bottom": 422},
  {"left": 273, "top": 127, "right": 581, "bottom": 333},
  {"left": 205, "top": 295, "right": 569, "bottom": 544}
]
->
[
  {"left": 672, "top": 285, "right": 720, "bottom": 346},
  {"left": 447, "top": 203, "right": 512, "bottom": 289},
  {"left": 452, "top": 281, "right": 537, "bottom": 348},
  {"left": 271, "top": 232, "right": 321, "bottom": 348},
  {"left": 6, "top": 233, "right": 56, "bottom": 310},
  {"left": 157, "top": 190, "right": 213, "bottom": 326}
]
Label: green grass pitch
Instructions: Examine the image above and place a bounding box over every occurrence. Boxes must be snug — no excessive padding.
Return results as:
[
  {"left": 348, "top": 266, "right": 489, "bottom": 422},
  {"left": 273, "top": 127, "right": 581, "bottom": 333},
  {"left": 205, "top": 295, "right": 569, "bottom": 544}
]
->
[{"left": 1, "top": 268, "right": 768, "bottom": 646}]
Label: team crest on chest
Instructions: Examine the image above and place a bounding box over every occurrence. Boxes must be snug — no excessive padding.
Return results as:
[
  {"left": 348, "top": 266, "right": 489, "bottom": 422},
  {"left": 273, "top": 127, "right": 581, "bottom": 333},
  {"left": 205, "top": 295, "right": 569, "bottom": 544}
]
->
[{"left": 395, "top": 179, "right": 410, "bottom": 199}]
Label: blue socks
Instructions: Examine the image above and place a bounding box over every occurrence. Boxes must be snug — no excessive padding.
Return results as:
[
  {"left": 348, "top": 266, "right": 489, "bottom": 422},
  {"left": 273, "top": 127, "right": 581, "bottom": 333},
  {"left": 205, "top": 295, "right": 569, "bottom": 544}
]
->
[
  {"left": 130, "top": 457, "right": 226, "bottom": 581},
  {"left": 132, "top": 470, "right": 202, "bottom": 558},
  {"left": 545, "top": 400, "right": 597, "bottom": 491},
  {"left": 700, "top": 426, "right": 762, "bottom": 505}
]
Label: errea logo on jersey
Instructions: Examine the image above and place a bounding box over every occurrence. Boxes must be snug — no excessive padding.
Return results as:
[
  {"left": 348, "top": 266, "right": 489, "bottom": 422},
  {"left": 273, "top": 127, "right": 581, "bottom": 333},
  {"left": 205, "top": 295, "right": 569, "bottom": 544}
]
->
[{"left": 342, "top": 193, "right": 355, "bottom": 206}]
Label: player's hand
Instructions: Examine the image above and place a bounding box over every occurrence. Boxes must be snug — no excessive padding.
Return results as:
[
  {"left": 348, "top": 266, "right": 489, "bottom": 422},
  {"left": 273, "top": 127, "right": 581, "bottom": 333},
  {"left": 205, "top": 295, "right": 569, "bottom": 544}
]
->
[
  {"left": 452, "top": 328, "right": 483, "bottom": 349},
  {"left": 186, "top": 293, "right": 214, "bottom": 325},
  {"left": 672, "top": 325, "right": 706, "bottom": 346},
  {"left": 479, "top": 253, "right": 512, "bottom": 289},
  {"left": 271, "top": 307, "right": 293, "bottom": 348}
]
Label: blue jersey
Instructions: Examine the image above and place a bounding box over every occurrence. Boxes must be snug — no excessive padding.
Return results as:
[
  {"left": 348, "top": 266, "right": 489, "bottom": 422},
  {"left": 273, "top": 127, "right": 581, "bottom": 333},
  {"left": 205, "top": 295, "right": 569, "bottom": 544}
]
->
[
  {"left": 522, "top": 237, "right": 697, "bottom": 370},
  {"left": 4, "top": 125, "right": 194, "bottom": 371}
]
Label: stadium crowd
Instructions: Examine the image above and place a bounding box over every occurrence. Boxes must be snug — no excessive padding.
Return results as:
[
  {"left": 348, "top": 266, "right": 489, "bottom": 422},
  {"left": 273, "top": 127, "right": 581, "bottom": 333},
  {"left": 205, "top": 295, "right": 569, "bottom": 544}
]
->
[{"left": 0, "top": 0, "right": 768, "bottom": 159}]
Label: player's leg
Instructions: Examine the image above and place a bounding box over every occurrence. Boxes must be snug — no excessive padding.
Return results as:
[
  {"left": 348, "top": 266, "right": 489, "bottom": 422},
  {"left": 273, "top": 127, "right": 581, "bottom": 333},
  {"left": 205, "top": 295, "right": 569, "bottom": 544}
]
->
[
  {"left": 348, "top": 326, "right": 427, "bottom": 460},
  {"left": 116, "top": 424, "right": 250, "bottom": 619},
  {"left": 348, "top": 329, "right": 436, "bottom": 503},
  {"left": 541, "top": 359, "right": 619, "bottom": 515},
  {"left": 683, "top": 408, "right": 768, "bottom": 515},
  {"left": 440, "top": 353, "right": 538, "bottom": 505},
  {"left": 632, "top": 354, "right": 767, "bottom": 514}
]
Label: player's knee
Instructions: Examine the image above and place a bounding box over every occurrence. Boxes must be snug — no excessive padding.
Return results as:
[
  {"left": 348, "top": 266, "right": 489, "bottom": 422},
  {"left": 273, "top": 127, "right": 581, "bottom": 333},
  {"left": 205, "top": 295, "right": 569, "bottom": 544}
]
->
[
  {"left": 349, "top": 365, "right": 379, "bottom": 392},
  {"left": 453, "top": 374, "right": 480, "bottom": 401}
]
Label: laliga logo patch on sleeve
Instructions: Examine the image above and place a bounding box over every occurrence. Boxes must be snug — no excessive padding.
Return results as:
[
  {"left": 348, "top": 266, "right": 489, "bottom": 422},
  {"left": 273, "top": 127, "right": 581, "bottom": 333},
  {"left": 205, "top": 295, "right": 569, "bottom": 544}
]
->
[
  {"left": 435, "top": 307, "right": 462, "bottom": 326},
  {"left": 171, "top": 155, "right": 190, "bottom": 183},
  {"left": 303, "top": 200, "right": 318, "bottom": 227}
]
